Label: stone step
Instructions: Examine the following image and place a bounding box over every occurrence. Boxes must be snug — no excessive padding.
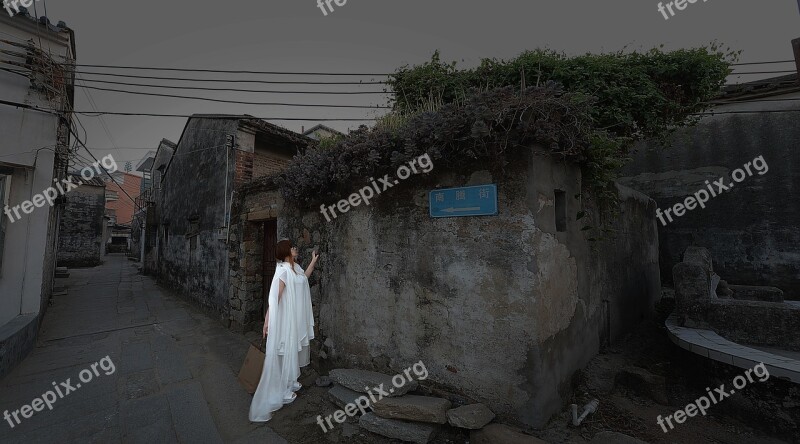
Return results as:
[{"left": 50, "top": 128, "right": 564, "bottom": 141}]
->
[
  {"left": 446, "top": 403, "right": 495, "bottom": 429},
  {"left": 328, "top": 384, "right": 369, "bottom": 410},
  {"left": 329, "top": 368, "right": 418, "bottom": 397},
  {"left": 373, "top": 395, "right": 451, "bottom": 424},
  {"left": 359, "top": 412, "right": 436, "bottom": 444}
]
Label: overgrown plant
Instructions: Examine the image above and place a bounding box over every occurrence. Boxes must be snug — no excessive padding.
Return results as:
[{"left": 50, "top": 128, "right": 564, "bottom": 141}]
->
[
  {"left": 389, "top": 47, "right": 735, "bottom": 143},
  {"left": 276, "top": 46, "right": 734, "bottom": 213},
  {"left": 275, "top": 85, "right": 598, "bottom": 205}
]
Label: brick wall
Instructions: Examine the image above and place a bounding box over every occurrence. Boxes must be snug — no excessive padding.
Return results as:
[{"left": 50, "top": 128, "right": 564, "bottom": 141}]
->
[
  {"left": 57, "top": 183, "right": 106, "bottom": 267},
  {"left": 234, "top": 150, "right": 253, "bottom": 188},
  {"left": 252, "top": 151, "right": 290, "bottom": 178}
]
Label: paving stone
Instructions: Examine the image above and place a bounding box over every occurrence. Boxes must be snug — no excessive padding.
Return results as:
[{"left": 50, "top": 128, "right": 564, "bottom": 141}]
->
[
  {"left": 589, "top": 431, "right": 648, "bottom": 444},
  {"left": 359, "top": 412, "right": 436, "bottom": 444},
  {"left": 328, "top": 384, "right": 369, "bottom": 410},
  {"left": 329, "top": 369, "right": 418, "bottom": 397},
  {"left": 166, "top": 381, "right": 223, "bottom": 444},
  {"left": 119, "top": 340, "right": 153, "bottom": 375},
  {"left": 373, "top": 395, "right": 451, "bottom": 424},
  {"left": 446, "top": 403, "right": 495, "bottom": 429},
  {"left": 118, "top": 369, "right": 160, "bottom": 400},
  {"left": 470, "top": 423, "right": 548, "bottom": 444}
]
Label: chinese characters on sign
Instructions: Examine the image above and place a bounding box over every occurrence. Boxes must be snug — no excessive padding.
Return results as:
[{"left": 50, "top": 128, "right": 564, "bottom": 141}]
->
[{"left": 429, "top": 185, "right": 498, "bottom": 218}]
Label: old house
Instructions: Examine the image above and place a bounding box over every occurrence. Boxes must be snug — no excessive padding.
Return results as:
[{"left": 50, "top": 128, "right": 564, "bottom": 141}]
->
[
  {"left": 0, "top": 12, "right": 75, "bottom": 378},
  {"left": 152, "top": 116, "right": 309, "bottom": 319},
  {"left": 104, "top": 171, "right": 141, "bottom": 252},
  {"left": 139, "top": 139, "right": 175, "bottom": 274},
  {"left": 56, "top": 174, "right": 106, "bottom": 267},
  {"left": 302, "top": 124, "right": 344, "bottom": 141}
]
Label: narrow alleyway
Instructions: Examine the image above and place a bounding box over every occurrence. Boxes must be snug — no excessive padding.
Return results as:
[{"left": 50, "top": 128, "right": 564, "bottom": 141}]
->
[{"left": 0, "top": 255, "right": 286, "bottom": 443}]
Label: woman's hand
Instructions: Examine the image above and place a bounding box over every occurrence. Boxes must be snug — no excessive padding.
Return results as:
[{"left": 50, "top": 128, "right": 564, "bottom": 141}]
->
[
  {"left": 306, "top": 250, "right": 320, "bottom": 278},
  {"left": 262, "top": 319, "right": 269, "bottom": 338}
]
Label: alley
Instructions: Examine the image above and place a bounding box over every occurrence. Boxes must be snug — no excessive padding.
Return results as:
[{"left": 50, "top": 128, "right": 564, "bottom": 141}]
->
[{"left": 0, "top": 255, "right": 286, "bottom": 444}]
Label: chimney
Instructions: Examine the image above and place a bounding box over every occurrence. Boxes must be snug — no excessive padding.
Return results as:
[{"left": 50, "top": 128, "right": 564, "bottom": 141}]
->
[
  {"left": 793, "top": 38, "right": 800, "bottom": 83},
  {"left": 301, "top": 125, "right": 305, "bottom": 133}
]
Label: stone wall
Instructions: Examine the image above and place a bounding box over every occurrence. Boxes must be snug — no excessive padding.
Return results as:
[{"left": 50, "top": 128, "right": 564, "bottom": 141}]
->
[
  {"left": 57, "top": 181, "right": 105, "bottom": 267},
  {"left": 620, "top": 95, "right": 800, "bottom": 297},
  {"left": 237, "top": 146, "right": 660, "bottom": 427},
  {"left": 157, "top": 117, "right": 238, "bottom": 318}
]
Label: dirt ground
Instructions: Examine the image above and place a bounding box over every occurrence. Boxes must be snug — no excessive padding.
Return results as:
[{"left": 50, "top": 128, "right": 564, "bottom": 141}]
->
[{"left": 260, "top": 320, "right": 793, "bottom": 444}]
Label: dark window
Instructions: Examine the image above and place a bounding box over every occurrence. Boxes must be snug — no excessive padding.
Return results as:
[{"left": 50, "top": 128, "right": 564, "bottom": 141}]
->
[{"left": 554, "top": 189, "right": 567, "bottom": 232}]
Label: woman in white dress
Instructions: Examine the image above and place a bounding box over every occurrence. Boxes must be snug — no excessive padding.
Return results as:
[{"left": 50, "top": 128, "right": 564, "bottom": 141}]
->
[{"left": 249, "top": 240, "right": 318, "bottom": 422}]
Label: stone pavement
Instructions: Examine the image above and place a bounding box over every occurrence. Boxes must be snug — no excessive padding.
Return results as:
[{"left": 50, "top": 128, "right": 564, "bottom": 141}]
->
[{"left": 0, "top": 254, "right": 286, "bottom": 444}]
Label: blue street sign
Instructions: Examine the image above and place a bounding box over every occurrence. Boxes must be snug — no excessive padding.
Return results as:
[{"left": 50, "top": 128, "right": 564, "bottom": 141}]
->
[{"left": 429, "top": 184, "right": 498, "bottom": 218}]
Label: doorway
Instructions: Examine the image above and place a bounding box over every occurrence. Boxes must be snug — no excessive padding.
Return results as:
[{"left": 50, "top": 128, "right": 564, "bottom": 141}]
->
[{"left": 262, "top": 219, "right": 277, "bottom": 318}]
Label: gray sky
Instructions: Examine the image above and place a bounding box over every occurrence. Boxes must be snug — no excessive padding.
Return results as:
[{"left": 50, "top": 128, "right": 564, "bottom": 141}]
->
[{"left": 32, "top": 0, "right": 800, "bottom": 167}]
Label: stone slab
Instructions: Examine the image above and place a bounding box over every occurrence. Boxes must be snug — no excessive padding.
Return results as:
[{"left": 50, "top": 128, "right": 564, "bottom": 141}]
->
[
  {"left": 359, "top": 412, "right": 436, "bottom": 444},
  {"left": 329, "top": 369, "right": 418, "bottom": 397},
  {"left": 373, "top": 395, "right": 451, "bottom": 424}
]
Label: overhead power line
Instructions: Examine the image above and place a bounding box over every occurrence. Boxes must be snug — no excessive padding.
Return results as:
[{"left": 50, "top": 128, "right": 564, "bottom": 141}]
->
[
  {"left": 77, "top": 84, "right": 391, "bottom": 108},
  {"left": 76, "top": 70, "right": 387, "bottom": 85},
  {"left": 72, "top": 77, "right": 392, "bottom": 95},
  {"left": 729, "top": 70, "right": 797, "bottom": 75},
  {"left": 731, "top": 60, "right": 795, "bottom": 66},
  {"left": 70, "top": 64, "right": 391, "bottom": 76}
]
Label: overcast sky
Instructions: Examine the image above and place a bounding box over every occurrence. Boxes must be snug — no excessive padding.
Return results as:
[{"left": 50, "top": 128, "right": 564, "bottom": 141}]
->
[{"left": 29, "top": 0, "right": 800, "bottom": 168}]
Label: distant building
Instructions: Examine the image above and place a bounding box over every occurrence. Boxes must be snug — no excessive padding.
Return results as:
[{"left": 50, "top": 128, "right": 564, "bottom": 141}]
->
[
  {"left": 302, "top": 124, "right": 344, "bottom": 141},
  {"left": 0, "top": 11, "right": 75, "bottom": 379},
  {"left": 104, "top": 171, "right": 142, "bottom": 227},
  {"left": 57, "top": 175, "right": 106, "bottom": 267},
  {"left": 131, "top": 141, "right": 174, "bottom": 268}
]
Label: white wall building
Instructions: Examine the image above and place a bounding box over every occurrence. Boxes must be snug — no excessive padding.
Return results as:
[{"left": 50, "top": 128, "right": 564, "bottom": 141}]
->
[{"left": 0, "top": 11, "right": 75, "bottom": 378}]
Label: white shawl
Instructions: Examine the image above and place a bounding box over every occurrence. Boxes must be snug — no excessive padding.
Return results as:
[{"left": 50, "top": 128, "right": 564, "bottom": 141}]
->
[{"left": 249, "top": 262, "right": 303, "bottom": 422}]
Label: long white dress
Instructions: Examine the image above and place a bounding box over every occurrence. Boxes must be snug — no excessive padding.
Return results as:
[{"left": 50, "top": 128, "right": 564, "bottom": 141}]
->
[{"left": 249, "top": 261, "right": 314, "bottom": 422}]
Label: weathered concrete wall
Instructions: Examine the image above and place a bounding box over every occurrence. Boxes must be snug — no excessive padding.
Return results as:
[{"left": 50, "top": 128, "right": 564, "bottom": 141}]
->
[
  {"left": 157, "top": 118, "right": 237, "bottom": 316},
  {"left": 241, "top": 147, "right": 660, "bottom": 427},
  {"left": 57, "top": 181, "right": 105, "bottom": 267},
  {"left": 620, "top": 96, "right": 800, "bottom": 297}
]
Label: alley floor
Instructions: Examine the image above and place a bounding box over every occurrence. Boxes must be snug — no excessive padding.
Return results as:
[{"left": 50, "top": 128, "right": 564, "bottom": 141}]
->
[{"left": 0, "top": 255, "right": 287, "bottom": 443}]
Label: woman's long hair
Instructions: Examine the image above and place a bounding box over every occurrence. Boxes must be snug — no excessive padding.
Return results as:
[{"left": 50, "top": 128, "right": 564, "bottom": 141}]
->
[{"left": 275, "top": 239, "right": 297, "bottom": 274}]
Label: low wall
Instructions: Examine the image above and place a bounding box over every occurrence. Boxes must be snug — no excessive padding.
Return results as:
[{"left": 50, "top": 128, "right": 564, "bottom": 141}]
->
[
  {"left": 0, "top": 314, "right": 38, "bottom": 380},
  {"left": 686, "top": 300, "right": 800, "bottom": 351}
]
